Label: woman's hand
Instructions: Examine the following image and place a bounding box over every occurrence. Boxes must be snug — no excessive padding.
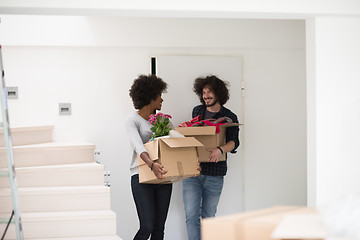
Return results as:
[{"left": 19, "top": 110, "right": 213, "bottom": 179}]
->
[
  {"left": 140, "top": 152, "right": 167, "bottom": 179},
  {"left": 196, "top": 161, "right": 202, "bottom": 172},
  {"left": 193, "top": 161, "right": 201, "bottom": 177},
  {"left": 152, "top": 162, "right": 168, "bottom": 179}
]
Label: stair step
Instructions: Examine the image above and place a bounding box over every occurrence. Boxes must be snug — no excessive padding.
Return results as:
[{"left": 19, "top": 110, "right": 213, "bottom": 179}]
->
[
  {"left": 0, "top": 125, "right": 53, "bottom": 147},
  {"left": 0, "top": 185, "right": 110, "bottom": 213},
  {"left": 0, "top": 141, "right": 96, "bottom": 168},
  {"left": 0, "top": 210, "right": 117, "bottom": 239},
  {"left": 28, "top": 236, "right": 123, "bottom": 240},
  {"left": 0, "top": 163, "right": 105, "bottom": 188}
]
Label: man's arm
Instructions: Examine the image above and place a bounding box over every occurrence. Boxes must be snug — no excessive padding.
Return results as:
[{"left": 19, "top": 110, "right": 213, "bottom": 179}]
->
[
  {"left": 226, "top": 126, "right": 240, "bottom": 153},
  {"left": 225, "top": 110, "right": 240, "bottom": 153},
  {"left": 206, "top": 108, "right": 240, "bottom": 162}
]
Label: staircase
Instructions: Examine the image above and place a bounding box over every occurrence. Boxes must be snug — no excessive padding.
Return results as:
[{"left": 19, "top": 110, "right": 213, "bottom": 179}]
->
[{"left": 0, "top": 125, "right": 122, "bottom": 240}]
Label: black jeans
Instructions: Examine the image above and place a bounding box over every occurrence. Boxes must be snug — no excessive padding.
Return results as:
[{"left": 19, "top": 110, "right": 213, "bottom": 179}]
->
[{"left": 131, "top": 174, "right": 173, "bottom": 240}]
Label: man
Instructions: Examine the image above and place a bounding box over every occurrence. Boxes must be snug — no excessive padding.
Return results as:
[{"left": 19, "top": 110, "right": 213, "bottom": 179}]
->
[{"left": 182, "top": 75, "right": 240, "bottom": 240}]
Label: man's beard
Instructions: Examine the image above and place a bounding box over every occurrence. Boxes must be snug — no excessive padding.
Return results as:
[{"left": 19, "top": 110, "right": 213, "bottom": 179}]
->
[{"left": 205, "top": 99, "right": 217, "bottom": 107}]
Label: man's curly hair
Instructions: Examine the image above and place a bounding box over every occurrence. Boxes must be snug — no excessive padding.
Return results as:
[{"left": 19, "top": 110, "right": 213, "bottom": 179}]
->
[
  {"left": 193, "top": 75, "right": 230, "bottom": 106},
  {"left": 129, "top": 74, "right": 167, "bottom": 109}
]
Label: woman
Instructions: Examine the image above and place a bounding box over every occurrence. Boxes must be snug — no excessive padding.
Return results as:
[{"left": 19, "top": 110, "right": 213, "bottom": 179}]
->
[{"left": 126, "top": 74, "right": 172, "bottom": 240}]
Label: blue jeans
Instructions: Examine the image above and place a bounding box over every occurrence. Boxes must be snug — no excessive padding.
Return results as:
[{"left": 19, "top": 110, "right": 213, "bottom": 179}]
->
[
  {"left": 182, "top": 173, "right": 224, "bottom": 240},
  {"left": 131, "top": 174, "right": 172, "bottom": 240}
]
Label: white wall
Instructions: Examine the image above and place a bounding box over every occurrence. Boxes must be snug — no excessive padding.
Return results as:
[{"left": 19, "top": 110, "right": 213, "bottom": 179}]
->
[
  {"left": 243, "top": 48, "right": 307, "bottom": 209},
  {"left": 0, "top": 16, "right": 306, "bottom": 240},
  {"left": 311, "top": 17, "right": 360, "bottom": 206}
]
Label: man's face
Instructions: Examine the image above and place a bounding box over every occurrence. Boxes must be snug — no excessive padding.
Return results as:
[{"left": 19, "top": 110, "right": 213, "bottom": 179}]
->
[{"left": 202, "top": 86, "right": 217, "bottom": 107}]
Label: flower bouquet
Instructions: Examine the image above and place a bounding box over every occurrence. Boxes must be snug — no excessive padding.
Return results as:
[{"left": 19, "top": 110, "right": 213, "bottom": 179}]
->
[{"left": 149, "top": 112, "right": 173, "bottom": 141}]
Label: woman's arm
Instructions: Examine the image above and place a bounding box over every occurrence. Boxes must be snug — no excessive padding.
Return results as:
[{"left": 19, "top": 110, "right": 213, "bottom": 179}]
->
[{"left": 126, "top": 115, "right": 167, "bottom": 179}]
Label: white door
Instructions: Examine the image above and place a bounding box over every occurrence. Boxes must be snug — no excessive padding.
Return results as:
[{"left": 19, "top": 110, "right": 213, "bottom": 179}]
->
[{"left": 155, "top": 55, "right": 244, "bottom": 240}]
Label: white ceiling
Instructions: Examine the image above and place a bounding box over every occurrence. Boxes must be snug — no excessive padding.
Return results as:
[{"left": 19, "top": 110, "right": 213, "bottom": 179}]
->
[{"left": 0, "top": 0, "right": 360, "bottom": 19}]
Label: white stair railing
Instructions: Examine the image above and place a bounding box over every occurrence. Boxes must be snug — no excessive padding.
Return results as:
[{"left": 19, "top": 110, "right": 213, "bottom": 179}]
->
[{"left": 0, "top": 45, "right": 24, "bottom": 240}]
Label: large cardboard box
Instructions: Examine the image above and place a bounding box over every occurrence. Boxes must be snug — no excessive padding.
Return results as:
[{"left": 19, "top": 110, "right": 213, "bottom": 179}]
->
[
  {"left": 239, "top": 207, "right": 319, "bottom": 240},
  {"left": 137, "top": 137, "right": 203, "bottom": 184},
  {"left": 175, "top": 123, "right": 240, "bottom": 162},
  {"left": 272, "top": 212, "right": 327, "bottom": 240},
  {"left": 201, "top": 206, "right": 320, "bottom": 240},
  {"left": 201, "top": 206, "right": 301, "bottom": 240}
]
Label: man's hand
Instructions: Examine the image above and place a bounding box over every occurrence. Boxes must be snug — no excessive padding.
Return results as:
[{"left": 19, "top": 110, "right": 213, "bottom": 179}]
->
[
  {"left": 206, "top": 148, "right": 222, "bottom": 163},
  {"left": 152, "top": 162, "right": 168, "bottom": 179}
]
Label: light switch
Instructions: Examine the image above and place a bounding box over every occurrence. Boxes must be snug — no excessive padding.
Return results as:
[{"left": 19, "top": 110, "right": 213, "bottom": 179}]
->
[
  {"left": 6, "top": 87, "right": 18, "bottom": 99},
  {"left": 59, "top": 103, "right": 71, "bottom": 115}
]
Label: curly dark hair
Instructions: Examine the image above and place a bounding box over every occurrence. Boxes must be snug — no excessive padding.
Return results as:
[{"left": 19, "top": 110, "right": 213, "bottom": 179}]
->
[
  {"left": 193, "top": 75, "right": 230, "bottom": 105},
  {"left": 129, "top": 74, "right": 167, "bottom": 109}
]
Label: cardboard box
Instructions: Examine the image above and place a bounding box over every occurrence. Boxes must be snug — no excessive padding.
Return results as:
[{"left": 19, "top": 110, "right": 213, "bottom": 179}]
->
[
  {"left": 201, "top": 206, "right": 319, "bottom": 240},
  {"left": 240, "top": 207, "right": 319, "bottom": 240},
  {"left": 201, "top": 206, "right": 301, "bottom": 240},
  {"left": 175, "top": 123, "right": 240, "bottom": 162},
  {"left": 272, "top": 213, "right": 326, "bottom": 240},
  {"left": 137, "top": 137, "right": 203, "bottom": 184}
]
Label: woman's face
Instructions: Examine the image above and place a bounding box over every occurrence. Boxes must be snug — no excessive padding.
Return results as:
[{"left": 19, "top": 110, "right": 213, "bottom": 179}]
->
[{"left": 151, "top": 94, "right": 163, "bottom": 111}]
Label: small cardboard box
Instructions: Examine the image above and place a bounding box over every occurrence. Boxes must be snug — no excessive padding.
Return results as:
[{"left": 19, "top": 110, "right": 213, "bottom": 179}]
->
[
  {"left": 201, "top": 206, "right": 319, "bottom": 240},
  {"left": 175, "top": 123, "right": 240, "bottom": 162},
  {"left": 137, "top": 137, "right": 203, "bottom": 184}
]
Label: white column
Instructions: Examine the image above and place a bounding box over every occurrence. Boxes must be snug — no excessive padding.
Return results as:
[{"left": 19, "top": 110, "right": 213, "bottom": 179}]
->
[
  {"left": 310, "top": 17, "right": 360, "bottom": 206},
  {"left": 306, "top": 18, "right": 317, "bottom": 207}
]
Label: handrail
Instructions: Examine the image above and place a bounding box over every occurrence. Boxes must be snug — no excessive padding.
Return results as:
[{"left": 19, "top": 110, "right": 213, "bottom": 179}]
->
[{"left": 0, "top": 45, "right": 24, "bottom": 240}]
